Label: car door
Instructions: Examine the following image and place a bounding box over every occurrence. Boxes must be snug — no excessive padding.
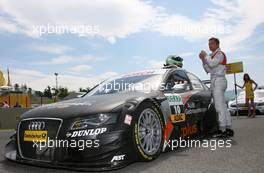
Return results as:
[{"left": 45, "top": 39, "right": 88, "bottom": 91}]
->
[
  {"left": 162, "top": 70, "right": 216, "bottom": 139},
  {"left": 186, "top": 72, "right": 211, "bottom": 112},
  {"left": 162, "top": 70, "right": 196, "bottom": 139},
  {"left": 163, "top": 70, "right": 192, "bottom": 121},
  {"left": 186, "top": 72, "right": 217, "bottom": 134}
]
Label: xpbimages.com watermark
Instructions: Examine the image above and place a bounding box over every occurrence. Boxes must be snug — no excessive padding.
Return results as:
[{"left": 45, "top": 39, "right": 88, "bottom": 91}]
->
[
  {"left": 32, "top": 23, "right": 100, "bottom": 36},
  {"left": 32, "top": 138, "right": 100, "bottom": 151},
  {"left": 32, "top": 138, "right": 232, "bottom": 152},
  {"left": 164, "top": 138, "right": 232, "bottom": 151},
  {"left": 95, "top": 80, "right": 190, "bottom": 94},
  {"left": 97, "top": 81, "right": 164, "bottom": 94},
  {"left": 163, "top": 24, "right": 232, "bottom": 35}
]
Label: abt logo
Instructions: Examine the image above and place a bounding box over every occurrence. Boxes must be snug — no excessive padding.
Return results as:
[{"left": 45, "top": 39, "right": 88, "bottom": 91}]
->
[{"left": 111, "top": 155, "right": 125, "bottom": 162}]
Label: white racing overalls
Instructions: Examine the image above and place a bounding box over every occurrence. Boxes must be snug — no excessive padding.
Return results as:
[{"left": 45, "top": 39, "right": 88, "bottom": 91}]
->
[{"left": 203, "top": 48, "right": 232, "bottom": 131}]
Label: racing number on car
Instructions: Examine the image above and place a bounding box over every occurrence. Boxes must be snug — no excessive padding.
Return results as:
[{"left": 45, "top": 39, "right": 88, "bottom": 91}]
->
[
  {"left": 165, "top": 94, "right": 186, "bottom": 123},
  {"left": 170, "top": 105, "right": 185, "bottom": 123},
  {"left": 173, "top": 105, "right": 181, "bottom": 114}
]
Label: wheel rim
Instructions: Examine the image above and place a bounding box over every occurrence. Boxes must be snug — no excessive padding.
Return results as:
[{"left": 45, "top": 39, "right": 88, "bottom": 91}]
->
[{"left": 137, "top": 108, "right": 162, "bottom": 155}]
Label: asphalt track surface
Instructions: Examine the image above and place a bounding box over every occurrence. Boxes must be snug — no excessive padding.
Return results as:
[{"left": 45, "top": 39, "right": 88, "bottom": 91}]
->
[{"left": 1, "top": 116, "right": 264, "bottom": 173}]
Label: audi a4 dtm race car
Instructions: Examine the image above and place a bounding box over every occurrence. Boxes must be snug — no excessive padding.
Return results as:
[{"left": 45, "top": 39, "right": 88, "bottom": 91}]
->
[{"left": 5, "top": 67, "right": 218, "bottom": 171}]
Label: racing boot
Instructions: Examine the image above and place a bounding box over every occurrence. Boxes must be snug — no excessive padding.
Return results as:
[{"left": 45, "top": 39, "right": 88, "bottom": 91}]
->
[
  {"left": 225, "top": 129, "right": 234, "bottom": 137},
  {"left": 213, "top": 130, "right": 226, "bottom": 138}
]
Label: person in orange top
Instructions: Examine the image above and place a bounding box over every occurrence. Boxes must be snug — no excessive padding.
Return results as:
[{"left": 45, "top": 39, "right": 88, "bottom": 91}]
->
[{"left": 236, "top": 73, "right": 258, "bottom": 117}]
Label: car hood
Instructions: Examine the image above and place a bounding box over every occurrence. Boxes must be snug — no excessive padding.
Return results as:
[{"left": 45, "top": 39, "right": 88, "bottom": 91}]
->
[{"left": 21, "top": 91, "right": 158, "bottom": 119}]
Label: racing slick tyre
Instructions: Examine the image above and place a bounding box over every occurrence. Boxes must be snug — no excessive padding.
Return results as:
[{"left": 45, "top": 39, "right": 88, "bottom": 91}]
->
[{"left": 132, "top": 101, "right": 164, "bottom": 161}]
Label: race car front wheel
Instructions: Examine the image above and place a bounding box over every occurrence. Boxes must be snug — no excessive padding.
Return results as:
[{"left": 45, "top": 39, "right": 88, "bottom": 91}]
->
[{"left": 132, "top": 102, "right": 164, "bottom": 161}]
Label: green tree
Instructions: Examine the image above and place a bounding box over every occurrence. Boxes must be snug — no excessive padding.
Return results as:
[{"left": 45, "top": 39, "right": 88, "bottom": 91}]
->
[
  {"left": 28, "top": 87, "right": 32, "bottom": 96},
  {"left": 58, "top": 87, "right": 69, "bottom": 98},
  {"left": 35, "top": 91, "right": 44, "bottom": 97},
  {"left": 14, "top": 83, "right": 20, "bottom": 91},
  {"left": 43, "top": 86, "right": 52, "bottom": 99},
  {"left": 79, "top": 87, "right": 90, "bottom": 92}
]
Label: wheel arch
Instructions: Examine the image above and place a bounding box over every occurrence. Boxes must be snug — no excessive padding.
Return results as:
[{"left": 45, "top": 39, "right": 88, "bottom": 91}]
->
[{"left": 136, "top": 98, "right": 166, "bottom": 126}]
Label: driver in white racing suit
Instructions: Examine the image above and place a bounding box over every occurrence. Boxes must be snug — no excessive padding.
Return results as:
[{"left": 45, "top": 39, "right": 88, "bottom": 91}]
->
[{"left": 199, "top": 37, "right": 234, "bottom": 138}]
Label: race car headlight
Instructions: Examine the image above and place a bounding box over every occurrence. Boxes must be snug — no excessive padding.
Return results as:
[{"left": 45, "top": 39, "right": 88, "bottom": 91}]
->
[{"left": 71, "top": 113, "right": 118, "bottom": 130}]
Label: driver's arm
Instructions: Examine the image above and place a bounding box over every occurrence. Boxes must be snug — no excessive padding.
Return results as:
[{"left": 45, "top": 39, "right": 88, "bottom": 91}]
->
[{"left": 204, "top": 52, "right": 224, "bottom": 68}]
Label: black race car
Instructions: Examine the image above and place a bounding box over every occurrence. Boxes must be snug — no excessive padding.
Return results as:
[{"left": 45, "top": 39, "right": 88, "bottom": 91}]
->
[{"left": 5, "top": 67, "right": 218, "bottom": 171}]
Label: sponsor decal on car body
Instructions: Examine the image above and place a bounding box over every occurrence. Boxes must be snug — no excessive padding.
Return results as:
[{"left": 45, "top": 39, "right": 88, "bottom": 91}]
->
[
  {"left": 165, "top": 94, "right": 186, "bottom": 123},
  {"left": 180, "top": 124, "right": 198, "bottom": 138},
  {"left": 124, "top": 114, "right": 132, "bottom": 125},
  {"left": 24, "top": 130, "right": 48, "bottom": 142},
  {"left": 111, "top": 155, "right": 125, "bottom": 162},
  {"left": 66, "top": 128, "right": 107, "bottom": 138}
]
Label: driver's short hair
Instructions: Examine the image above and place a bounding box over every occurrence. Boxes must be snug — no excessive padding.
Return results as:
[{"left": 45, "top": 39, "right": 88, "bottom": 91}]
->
[{"left": 209, "top": 37, "right": 220, "bottom": 45}]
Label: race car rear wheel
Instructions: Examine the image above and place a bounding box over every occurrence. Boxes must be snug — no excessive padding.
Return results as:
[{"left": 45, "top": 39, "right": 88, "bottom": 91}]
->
[{"left": 132, "top": 102, "right": 164, "bottom": 161}]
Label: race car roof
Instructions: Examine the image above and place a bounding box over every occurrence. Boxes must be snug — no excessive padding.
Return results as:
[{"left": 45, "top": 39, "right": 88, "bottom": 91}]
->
[{"left": 121, "top": 69, "right": 169, "bottom": 78}]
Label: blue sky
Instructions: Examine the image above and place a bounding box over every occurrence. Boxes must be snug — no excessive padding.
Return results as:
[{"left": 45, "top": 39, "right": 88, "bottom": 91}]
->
[{"left": 0, "top": 0, "right": 263, "bottom": 91}]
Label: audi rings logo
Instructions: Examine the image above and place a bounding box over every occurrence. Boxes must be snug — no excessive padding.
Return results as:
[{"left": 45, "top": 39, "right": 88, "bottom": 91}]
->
[{"left": 28, "top": 121, "right": 46, "bottom": 130}]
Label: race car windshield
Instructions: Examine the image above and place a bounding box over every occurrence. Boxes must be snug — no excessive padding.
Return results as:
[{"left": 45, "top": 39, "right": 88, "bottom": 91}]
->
[{"left": 87, "top": 74, "right": 164, "bottom": 96}]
